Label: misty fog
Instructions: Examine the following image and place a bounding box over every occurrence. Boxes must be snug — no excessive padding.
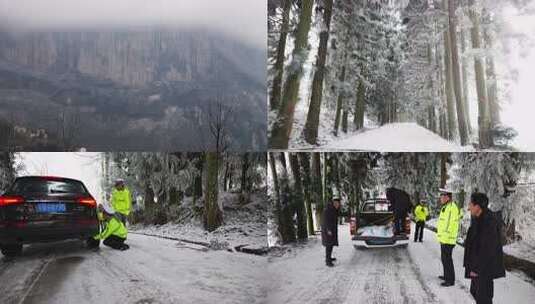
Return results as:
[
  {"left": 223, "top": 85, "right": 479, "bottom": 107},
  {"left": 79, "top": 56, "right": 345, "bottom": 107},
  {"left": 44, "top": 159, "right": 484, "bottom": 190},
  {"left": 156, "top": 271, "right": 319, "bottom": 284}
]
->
[{"left": 0, "top": 0, "right": 266, "bottom": 48}]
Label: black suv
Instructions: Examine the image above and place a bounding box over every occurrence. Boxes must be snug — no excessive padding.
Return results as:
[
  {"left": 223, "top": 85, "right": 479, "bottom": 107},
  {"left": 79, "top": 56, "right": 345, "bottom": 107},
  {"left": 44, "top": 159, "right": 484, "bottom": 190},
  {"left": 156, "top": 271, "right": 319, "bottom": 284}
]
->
[{"left": 0, "top": 176, "right": 99, "bottom": 257}]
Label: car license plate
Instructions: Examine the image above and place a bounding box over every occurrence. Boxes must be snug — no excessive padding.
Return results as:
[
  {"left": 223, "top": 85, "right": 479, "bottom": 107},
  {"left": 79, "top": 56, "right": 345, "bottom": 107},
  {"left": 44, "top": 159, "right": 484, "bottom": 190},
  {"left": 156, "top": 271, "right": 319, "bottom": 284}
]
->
[{"left": 36, "top": 203, "right": 66, "bottom": 213}]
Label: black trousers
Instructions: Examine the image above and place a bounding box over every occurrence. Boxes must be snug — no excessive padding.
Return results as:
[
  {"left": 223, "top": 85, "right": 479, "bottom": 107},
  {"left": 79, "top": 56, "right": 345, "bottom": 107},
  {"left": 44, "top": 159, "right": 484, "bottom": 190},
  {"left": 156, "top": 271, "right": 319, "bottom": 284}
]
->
[
  {"left": 103, "top": 235, "right": 126, "bottom": 250},
  {"left": 440, "top": 244, "right": 455, "bottom": 284},
  {"left": 470, "top": 277, "right": 494, "bottom": 304},
  {"left": 325, "top": 245, "right": 333, "bottom": 263},
  {"left": 414, "top": 221, "right": 425, "bottom": 241}
]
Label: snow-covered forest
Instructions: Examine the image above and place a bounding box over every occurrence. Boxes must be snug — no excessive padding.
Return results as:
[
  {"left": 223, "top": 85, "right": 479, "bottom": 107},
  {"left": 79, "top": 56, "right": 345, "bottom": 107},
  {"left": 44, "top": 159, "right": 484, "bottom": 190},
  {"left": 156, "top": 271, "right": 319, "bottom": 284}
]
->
[
  {"left": 268, "top": 152, "right": 535, "bottom": 246},
  {"left": 268, "top": 0, "right": 535, "bottom": 150},
  {"left": 99, "top": 152, "right": 268, "bottom": 250}
]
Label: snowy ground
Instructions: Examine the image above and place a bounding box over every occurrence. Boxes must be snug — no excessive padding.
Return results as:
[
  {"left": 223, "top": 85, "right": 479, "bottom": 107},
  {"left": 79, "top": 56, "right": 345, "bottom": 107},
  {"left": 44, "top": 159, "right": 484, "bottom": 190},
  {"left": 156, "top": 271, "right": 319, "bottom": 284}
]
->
[
  {"left": 0, "top": 234, "right": 267, "bottom": 304},
  {"left": 504, "top": 241, "right": 535, "bottom": 264},
  {"left": 267, "top": 223, "right": 535, "bottom": 304},
  {"left": 321, "top": 123, "right": 471, "bottom": 152},
  {"left": 130, "top": 193, "right": 267, "bottom": 251}
]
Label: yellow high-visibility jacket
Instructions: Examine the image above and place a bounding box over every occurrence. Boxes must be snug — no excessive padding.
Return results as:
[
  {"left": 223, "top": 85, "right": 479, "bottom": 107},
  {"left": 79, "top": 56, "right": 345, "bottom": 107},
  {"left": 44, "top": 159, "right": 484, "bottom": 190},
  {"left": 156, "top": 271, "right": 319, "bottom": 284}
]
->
[
  {"left": 437, "top": 201, "right": 462, "bottom": 245},
  {"left": 111, "top": 187, "right": 132, "bottom": 216},
  {"left": 93, "top": 216, "right": 127, "bottom": 240},
  {"left": 414, "top": 205, "right": 429, "bottom": 222}
]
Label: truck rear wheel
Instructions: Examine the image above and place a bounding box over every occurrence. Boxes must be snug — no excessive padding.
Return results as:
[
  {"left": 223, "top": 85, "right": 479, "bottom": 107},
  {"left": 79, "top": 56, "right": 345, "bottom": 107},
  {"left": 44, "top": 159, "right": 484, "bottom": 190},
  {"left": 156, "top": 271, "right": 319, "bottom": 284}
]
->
[{"left": 0, "top": 244, "right": 23, "bottom": 257}]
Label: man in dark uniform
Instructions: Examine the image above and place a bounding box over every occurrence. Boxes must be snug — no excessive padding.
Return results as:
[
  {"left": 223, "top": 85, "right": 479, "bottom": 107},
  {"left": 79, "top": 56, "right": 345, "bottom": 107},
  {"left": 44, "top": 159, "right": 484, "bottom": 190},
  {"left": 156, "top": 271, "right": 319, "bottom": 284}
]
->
[
  {"left": 464, "top": 192, "right": 505, "bottom": 304},
  {"left": 321, "top": 196, "right": 341, "bottom": 267}
]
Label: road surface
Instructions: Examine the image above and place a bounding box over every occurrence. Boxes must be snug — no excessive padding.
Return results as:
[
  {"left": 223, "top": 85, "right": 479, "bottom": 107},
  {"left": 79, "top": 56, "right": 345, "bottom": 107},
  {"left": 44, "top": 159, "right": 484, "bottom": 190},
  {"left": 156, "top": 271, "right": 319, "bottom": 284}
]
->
[
  {"left": 267, "top": 223, "right": 535, "bottom": 304},
  {"left": 0, "top": 234, "right": 267, "bottom": 304}
]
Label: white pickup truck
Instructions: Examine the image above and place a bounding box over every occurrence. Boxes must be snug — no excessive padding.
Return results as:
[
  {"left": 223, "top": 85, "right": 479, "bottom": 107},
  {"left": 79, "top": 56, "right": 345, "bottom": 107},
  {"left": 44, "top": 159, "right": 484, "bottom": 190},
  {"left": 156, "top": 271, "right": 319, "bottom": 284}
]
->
[{"left": 350, "top": 199, "right": 410, "bottom": 248}]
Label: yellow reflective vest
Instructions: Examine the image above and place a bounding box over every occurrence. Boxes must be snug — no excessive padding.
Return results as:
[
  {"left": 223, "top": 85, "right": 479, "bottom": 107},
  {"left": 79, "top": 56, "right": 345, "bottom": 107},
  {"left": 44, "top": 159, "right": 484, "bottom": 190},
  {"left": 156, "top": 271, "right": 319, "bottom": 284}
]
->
[
  {"left": 414, "top": 205, "right": 428, "bottom": 222},
  {"left": 111, "top": 187, "right": 132, "bottom": 216},
  {"left": 437, "top": 201, "right": 462, "bottom": 245},
  {"left": 93, "top": 216, "right": 127, "bottom": 240}
]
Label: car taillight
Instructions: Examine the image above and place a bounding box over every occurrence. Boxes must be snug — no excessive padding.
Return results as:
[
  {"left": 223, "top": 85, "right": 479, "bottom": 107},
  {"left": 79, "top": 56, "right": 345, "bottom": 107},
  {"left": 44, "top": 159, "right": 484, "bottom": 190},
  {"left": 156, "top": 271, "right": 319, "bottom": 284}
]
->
[
  {"left": 0, "top": 196, "right": 24, "bottom": 206},
  {"left": 77, "top": 197, "right": 97, "bottom": 208},
  {"left": 405, "top": 216, "right": 411, "bottom": 233}
]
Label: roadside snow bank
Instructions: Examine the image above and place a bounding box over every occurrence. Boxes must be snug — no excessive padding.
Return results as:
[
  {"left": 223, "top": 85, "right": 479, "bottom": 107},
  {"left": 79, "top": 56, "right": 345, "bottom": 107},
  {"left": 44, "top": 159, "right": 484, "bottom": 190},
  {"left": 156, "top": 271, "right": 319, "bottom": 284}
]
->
[
  {"left": 323, "top": 123, "right": 471, "bottom": 152},
  {"left": 130, "top": 192, "right": 267, "bottom": 252}
]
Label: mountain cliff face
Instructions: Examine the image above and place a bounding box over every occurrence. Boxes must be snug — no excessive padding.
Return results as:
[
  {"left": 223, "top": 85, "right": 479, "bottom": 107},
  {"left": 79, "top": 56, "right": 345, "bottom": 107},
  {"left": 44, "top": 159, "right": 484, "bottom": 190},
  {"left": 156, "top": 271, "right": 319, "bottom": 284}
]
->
[{"left": 0, "top": 29, "right": 266, "bottom": 151}]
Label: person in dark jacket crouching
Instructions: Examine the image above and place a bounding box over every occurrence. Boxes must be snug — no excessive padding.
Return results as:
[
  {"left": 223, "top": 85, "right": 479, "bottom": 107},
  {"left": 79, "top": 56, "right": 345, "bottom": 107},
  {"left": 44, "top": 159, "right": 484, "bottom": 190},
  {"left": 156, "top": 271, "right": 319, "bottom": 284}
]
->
[
  {"left": 464, "top": 192, "right": 505, "bottom": 304},
  {"left": 321, "top": 196, "right": 341, "bottom": 267}
]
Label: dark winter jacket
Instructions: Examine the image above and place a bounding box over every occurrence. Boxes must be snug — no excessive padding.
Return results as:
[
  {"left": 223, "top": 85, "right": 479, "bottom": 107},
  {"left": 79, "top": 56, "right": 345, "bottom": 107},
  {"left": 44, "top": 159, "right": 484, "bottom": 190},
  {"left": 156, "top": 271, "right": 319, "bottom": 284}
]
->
[
  {"left": 321, "top": 202, "right": 339, "bottom": 247},
  {"left": 463, "top": 210, "right": 506, "bottom": 280},
  {"left": 386, "top": 188, "right": 411, "bottom": 219}
]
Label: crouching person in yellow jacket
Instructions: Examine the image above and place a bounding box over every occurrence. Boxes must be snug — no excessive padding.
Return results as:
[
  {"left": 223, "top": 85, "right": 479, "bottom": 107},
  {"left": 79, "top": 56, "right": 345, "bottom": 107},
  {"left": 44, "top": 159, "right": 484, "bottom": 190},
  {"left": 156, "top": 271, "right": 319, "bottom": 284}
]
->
[{"left": 93, "top": 203, "right": 129, "bottom": 251}]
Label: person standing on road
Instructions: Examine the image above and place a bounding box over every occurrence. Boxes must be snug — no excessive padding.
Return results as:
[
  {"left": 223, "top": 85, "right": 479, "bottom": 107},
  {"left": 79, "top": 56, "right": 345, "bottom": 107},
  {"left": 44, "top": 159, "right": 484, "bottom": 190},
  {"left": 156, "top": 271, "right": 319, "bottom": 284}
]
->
[
  {"left": 321, "top": 196, "right": 341, "bottom": 267},
  {"left": 437, "top": 188, "right": 462, "bottom": 287},
  {"left": 414, "top": 200, "right": 429, "bottom": 242},
  {"left": 464, "top": 192, "right": 505, "bottom": 304},
  {"left": 111, "top": 179, "right": 132, "bottom": 225}
]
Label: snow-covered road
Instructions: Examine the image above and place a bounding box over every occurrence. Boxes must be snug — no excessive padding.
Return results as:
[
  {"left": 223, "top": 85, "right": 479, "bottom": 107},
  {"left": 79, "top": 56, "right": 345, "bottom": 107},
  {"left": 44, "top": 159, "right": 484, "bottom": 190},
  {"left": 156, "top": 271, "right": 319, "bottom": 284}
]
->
[
  {"left": 323, "top": 123, "right": 469, "bottom": 152},
  {"left": 0, "top": 234, "right": 267, "bottom": 304},
  {"left": 267, "top": 223, "right": 535, "bottom": 304}
]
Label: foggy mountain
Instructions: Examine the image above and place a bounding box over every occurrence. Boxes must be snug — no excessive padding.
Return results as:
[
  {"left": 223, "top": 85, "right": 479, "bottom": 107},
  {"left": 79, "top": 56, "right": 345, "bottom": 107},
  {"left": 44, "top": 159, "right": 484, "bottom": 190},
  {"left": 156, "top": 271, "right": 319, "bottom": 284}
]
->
[{"left": 0, "top": 29, "right": 266, "bottom": 151}]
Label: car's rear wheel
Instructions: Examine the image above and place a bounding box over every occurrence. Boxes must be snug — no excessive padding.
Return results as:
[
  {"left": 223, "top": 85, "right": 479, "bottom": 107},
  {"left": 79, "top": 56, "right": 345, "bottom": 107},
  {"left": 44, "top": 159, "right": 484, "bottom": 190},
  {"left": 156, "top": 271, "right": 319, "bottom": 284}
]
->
[{"left": 0, "top": 244, "right": 23, "bottom": 257}]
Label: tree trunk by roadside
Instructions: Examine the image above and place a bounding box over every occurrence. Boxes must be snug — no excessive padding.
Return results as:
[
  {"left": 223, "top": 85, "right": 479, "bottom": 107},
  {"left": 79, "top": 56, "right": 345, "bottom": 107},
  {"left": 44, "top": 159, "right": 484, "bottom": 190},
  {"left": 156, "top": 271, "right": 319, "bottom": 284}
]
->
[
  {"left": 289, "top": 153, "right": 308, "bottom": 240},
  {"left": 354, "top": 79, "right": 365, "bottom": 130},
  {"left": 298, "top": 153, "right": 315, "bottom": 235},
  {"left": 460, "top": 28, "right": 472, "bottom": 135},
  {"left": 204, "top": 152, "right": 223, "bottom": 232},
  {"left": 270, "top": 0, "right": 292, "bottom": 111},
  {"left": 469, "top": 7, "right": 491, "bottom": 148},
  {"left": 447, "top": 0, "right": 468, "bottom": 145},
  {"left": 333, "top": 63, "right": 347, "bottom": 136},
  {"left": 303, "top": 0, "right": 333, "bottom": 145},
  {"left": 270, "top": 0, "right": 314, "bottom": 149},
  {"left": 442, "top": 0, "right": 457, "bottom": 141},
  {"left": 312, "top": 152, "right": 323, "bottom": 231},
  {"left": 278, "top": 153, "right": 296, "bottom": 243}
]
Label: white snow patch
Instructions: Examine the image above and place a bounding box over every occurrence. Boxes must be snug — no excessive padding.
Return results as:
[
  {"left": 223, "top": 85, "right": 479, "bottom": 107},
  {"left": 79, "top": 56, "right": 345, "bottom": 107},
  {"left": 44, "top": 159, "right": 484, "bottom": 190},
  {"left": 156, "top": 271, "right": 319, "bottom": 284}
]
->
[{"left": 323, "top": 123, "right": 472, "bottom": 152}]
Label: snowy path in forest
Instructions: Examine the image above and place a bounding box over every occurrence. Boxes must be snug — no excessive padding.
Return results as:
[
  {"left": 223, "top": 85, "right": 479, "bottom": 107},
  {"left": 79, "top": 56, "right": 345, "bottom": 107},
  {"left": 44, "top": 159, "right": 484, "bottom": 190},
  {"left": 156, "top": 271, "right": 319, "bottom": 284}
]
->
[
  {"left": 0, "top": 234, "right": 267, "bottom": 304},
  {"left": 322, "top": 123, "right": 470, "bottom": 152},
  {"left": 267, "top": 223, "right": 535, "bottom": 304}
]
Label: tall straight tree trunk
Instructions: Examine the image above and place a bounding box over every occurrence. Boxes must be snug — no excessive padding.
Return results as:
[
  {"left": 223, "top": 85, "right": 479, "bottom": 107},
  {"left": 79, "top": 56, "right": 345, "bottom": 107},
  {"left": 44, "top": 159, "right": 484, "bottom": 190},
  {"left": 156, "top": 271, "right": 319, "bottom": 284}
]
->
[
  {"left": 341, "top": 109, "right": 349, "bottom": 133},
  {"left": 204, "top": 152, "right": 222, "bottom": 232},
  {"left": 193, "top": 156, "right": 203, "bottom": 205},
  {"left": 440, "top": 153, "right": 448, "bottom": 188},
  {"left": 278, "top": 152, "right": 296, "bottom": 243},
  {"left": 469, "top": 8, "right": 491, "bottom": 148},
  {"left": 303, "top": 0, "right": 333, "bottom": 144},
  {"left": 442, "top": 0, "right": 457, "bottom": 141},
  {"left": 270, "top": 0, "right": 314, "bottom": 149},
  {"left": 270, "top": 0, "right": 292, "bottom": 111},
  {"left": 298, "top": 153, "right": 315, "bottom": 235},
  {"left": 447, "top": 0, "right": 468, "bottom": 145},
  {"left": 460, "top": 28, "right": 472, "bottom": 135},
  {"left": 354, "top": 79, "right": 365, "bottom": 130},
  {"left": 333, "top": 63, "right": 347, "bottom": 136},
  {"left": 312, "top": 152, "right": 322, "bottom": 231},
  {"left": 289, "top": 153, "right": 308, "bottom": 240},
  {"left": 484, "top": 25, "right": 499, "bottom": 144},
  {"left": 426, "top": 44, "right": 437, "bottom": 133},
  {"left": 268, "top": 153, "right": 280, "bottom": 210},
  {"left": 240, "top": 153, "right": 250, "bottom": 193}
]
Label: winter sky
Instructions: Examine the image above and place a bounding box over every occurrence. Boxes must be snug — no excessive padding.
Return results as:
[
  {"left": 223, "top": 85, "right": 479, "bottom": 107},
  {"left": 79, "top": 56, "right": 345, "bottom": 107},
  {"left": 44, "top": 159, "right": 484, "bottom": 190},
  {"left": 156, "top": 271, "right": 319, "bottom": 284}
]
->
[
  {"left": 16, "top": 153, "right": 103, "bottom": 204},
  {"left": 0, "top": 0, "right": 266, "bottom": 48},
  {"left": 500, "top": 3, "right": 535, "bottom": 151}
]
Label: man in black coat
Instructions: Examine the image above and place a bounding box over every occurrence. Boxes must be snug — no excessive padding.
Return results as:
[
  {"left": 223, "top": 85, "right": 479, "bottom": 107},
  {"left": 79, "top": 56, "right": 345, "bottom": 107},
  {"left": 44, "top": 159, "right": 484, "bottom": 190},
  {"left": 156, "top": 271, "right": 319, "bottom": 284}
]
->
[
  {"left": 386, "top": 188, "right": 411, "bottom": 235},
  {"left": 464, "top": 192, "right": 506, "bottom": 304},
  {"left": 321, "top": 196, "right": 341, "bottom": 267}
]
